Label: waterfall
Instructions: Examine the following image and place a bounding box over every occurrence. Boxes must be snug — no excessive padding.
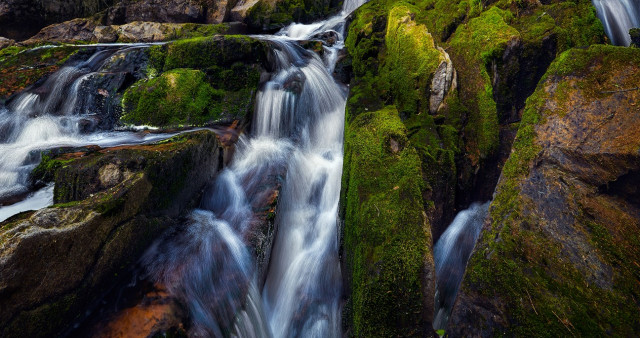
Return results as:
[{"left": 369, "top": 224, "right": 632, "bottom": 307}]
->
[
  {"left": 433, "top": 202, "right": 490, "bottom": 331},
  {"left": 141, "top": 0, "right": 366, "bottom": 336},
  {"left": 593, "top": 0, "right": 640, "bottom": 46},
  {"left": 0, "top": 44, "right": 175, "bottom": 222}
]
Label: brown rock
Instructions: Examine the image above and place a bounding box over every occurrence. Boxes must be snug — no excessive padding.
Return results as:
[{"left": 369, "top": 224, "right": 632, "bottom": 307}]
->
[
  {"left": 0, "top": 131, "right": 221, "bottom": 337},
  {"left": 448, "top": 45, "right": 640, "bottom": 336}
]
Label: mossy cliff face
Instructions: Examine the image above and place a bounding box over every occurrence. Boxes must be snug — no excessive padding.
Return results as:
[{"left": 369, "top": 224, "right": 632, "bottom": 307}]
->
[
  {"left": 342, "top": 0, "right": 607, "bottom": 335},
  {"left": 342, "top": 106, "right": 435, "bottom": 337},
  {"left": 448, "top": 45, "right": 640, "bottom": 336},
  {"left": 0, "top": 131, "right": 220, "bottom": 337},
  {"left": 121, "top": 35, "right": 268, "bottom": 127}
]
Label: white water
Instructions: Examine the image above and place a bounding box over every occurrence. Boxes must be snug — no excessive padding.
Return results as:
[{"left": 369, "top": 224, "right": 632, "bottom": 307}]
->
[
  {"left": 0, "top": 44, "right": 174, "bottom": 221},
  {"left": 593, "top": 0, "right": 640, "bottom": 46},
  {"left": 142, "top": 0, "right": 367, "bottom": 336},
  {"left": 433, "top": 202, "right": 490, "bottom": 331}
]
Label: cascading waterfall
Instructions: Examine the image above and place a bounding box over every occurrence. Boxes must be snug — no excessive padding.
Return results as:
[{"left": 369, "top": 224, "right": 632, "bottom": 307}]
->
[
  {"left": 433, "top": 202, "right": 490, "bottom": 331},
  {"left": 141, "top": 0, "right": 367, "bottom": 336},
  {"left": 0, "top": 44, "right": 173, "bottom": 222},
  {"left": 593, "top": 0, "right": 640, "bottom": 46}
]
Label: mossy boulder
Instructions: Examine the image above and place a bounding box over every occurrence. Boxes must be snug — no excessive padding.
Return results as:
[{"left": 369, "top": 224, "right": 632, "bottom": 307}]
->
[
  {"left": 122, "top": 69, "right": 224, "bottom": 126},
  {"left": 0, "top": 45, "right": 79, "bottom": 101},
  {"left": 121, "top": 35, "right": 268, "bottom": 127},
  {"left": 0, "top": 130, "right": 220, "bottom": 337},
  {"left": 342, "top": 106, "right": 435, "bottom": 337},
  {"left": 448, "top": 45, "right": 640, "bottom": 336}
]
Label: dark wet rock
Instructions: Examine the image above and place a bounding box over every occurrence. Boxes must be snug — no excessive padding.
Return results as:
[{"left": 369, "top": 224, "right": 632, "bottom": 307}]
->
[
  {"left": 0, "top": 131, "right": 220, "bottom": 338},
  {"left": 105, "top": 0, "right": 236, "bottom": 26},
  {"left": 311, "top": 30, "right": 339, "bottom": 46},
  {"left": 631, "top": 28, "right": 640, "bottom": 47},
  {"left": 449, "top": 45, "right": 640, "bottom": 336},
  {"left": 0, "top": 0, "right": 116, "bottom": 40}
]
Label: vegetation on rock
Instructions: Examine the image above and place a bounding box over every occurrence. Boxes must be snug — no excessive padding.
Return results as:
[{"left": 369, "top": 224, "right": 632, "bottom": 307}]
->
[
  {"left": 449, "top": 45, "right": 640, "bottom": 336},
  {"left": 0, "top": 131, "right": 220, "bottom": 338}
]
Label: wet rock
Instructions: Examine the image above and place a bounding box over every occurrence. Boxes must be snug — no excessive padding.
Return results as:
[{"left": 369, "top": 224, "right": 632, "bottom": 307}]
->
[
  {"left": 429, "top": 47, "right": 456, "bottom": 114},
  {"left": 448, "top": 45, "right": 640, "bottom": 336},
  {"left": 311, "top": 30, "right": 339, "bottom": 46},
  {"left": 630, "top": 28, "right": 640, "bottom": 47},
  {"left": 0, "top": 131, "right": 221, "bottom": 337},
  {"left": 0, "top": 0, "right": 116, "bottom": 40},
  {"left": 105, "top": 0, "right": 233, "bottom": 25},
  {"left": 0, "top": 37, "right": 14, "bottom": 50}
]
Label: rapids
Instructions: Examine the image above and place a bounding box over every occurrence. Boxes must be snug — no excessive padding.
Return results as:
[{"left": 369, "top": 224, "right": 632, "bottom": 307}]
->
[
  {"left": 433, "top": 202, "right": 490, "bottom": 332},
  {"left": 141, "top": 0, "right": 367, "bottom": 336},
  {"left": 0, "top": 44, "right": 176, "bottom": 222},
  {"left": 593, "top": 0, "right": 640, "bottom": 46}
]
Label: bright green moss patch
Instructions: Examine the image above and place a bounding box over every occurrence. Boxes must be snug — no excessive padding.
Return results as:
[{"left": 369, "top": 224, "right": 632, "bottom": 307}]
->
[
  {"left": 122, "top": 69, "right": 220, "bottom": 127},
  {"left": 161, "top": 35, "right": 268, "bottom": 71},
  {"left": 448, "top": 7, "right": 519, "bottom": 159},
  {"left": 383, "top": 5, "right": 443, "bottom": 116},
  {"left": 123, "top": 35, "right": 266, "bottom": 127},
  {"left": 342, "top": 106, "right": 431, "bottom": 337}
]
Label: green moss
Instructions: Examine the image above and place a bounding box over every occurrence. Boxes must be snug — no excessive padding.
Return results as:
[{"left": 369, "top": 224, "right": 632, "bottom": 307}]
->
[
  {"left": 382, "top": 5, "right": 443, "bottom": 116},
  {"left": 448, "top": 6, "right": 519, "bottom": 158},
  {"left": 342, "top": 106, "right": 431, "bottom": 337},
  {"left": 460, "top": 45, "right": 640, "bottom": 336},
  {"left": 0, "top": 45, "right": 79, "bottom": 100},
  {"left": 162, "top": 35, "right": 267, "bottom": 71},
  {"left": 122, "top": 69, "right": 220, "bottom": 127}
]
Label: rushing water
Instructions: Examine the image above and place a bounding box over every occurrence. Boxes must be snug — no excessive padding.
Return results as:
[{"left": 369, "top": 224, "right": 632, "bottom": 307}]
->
[
  {"left": 433, "top": 202, "right": 490, "bottom": 331},
  {"left": 142, "top": 1, "right": 366, "bottom": 336},
  {"left": 593, "top": 0, "right": 640, "bottom": 46},
  {"left": 0, "top": 44, "right": 175, "bottom": 222}
]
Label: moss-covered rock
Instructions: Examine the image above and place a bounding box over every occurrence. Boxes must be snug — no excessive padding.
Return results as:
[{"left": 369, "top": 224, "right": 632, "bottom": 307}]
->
[
  {"left": 342, "top": 0, "right": 608, "bottom": 334},
  {"left": 121, "top": 35, "right": 268, "bottom": 127},
  {"left": 342, "top": 106, "right": 435, "bottom": 337},
  {"left": 0, "top": 45, "right": 79, "bottom": 101},
  {"left": 122, "top": 69, "right": 222, "bottom": 126},
  {"left": 448, "top": 45, "right": 640, "bottom": 336},
  {"left": 0, "top": 130, "right": 220, "bottom": 337}
]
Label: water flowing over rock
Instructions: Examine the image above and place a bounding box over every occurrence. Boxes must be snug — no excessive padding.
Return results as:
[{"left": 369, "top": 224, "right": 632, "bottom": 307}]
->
[
  {"left": 593, "top": 0, "right": 640, "bottom": 46},
  {"left": 0, "top": 131, "right": 221, "bottom": 337},
  {"left": 128, "top": 1, "right": 364, "bottom": 336},
  {"left": 432, "top": 202, "right": 489, "bottom": 331}
]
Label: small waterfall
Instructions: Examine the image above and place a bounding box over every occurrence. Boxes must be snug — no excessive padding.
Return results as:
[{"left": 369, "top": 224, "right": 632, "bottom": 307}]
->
[
  {"left": 141, "top": 0, "right": 366, "bottom": 336},
  {"left": 433, "top": 202, "right": 490, "bottom": 331},
  {"left": 593, "top": 0, "right": 640, "bottom": 46},
  {"left": 0, "top": 44, "right": 173, "bottom": 221}
]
